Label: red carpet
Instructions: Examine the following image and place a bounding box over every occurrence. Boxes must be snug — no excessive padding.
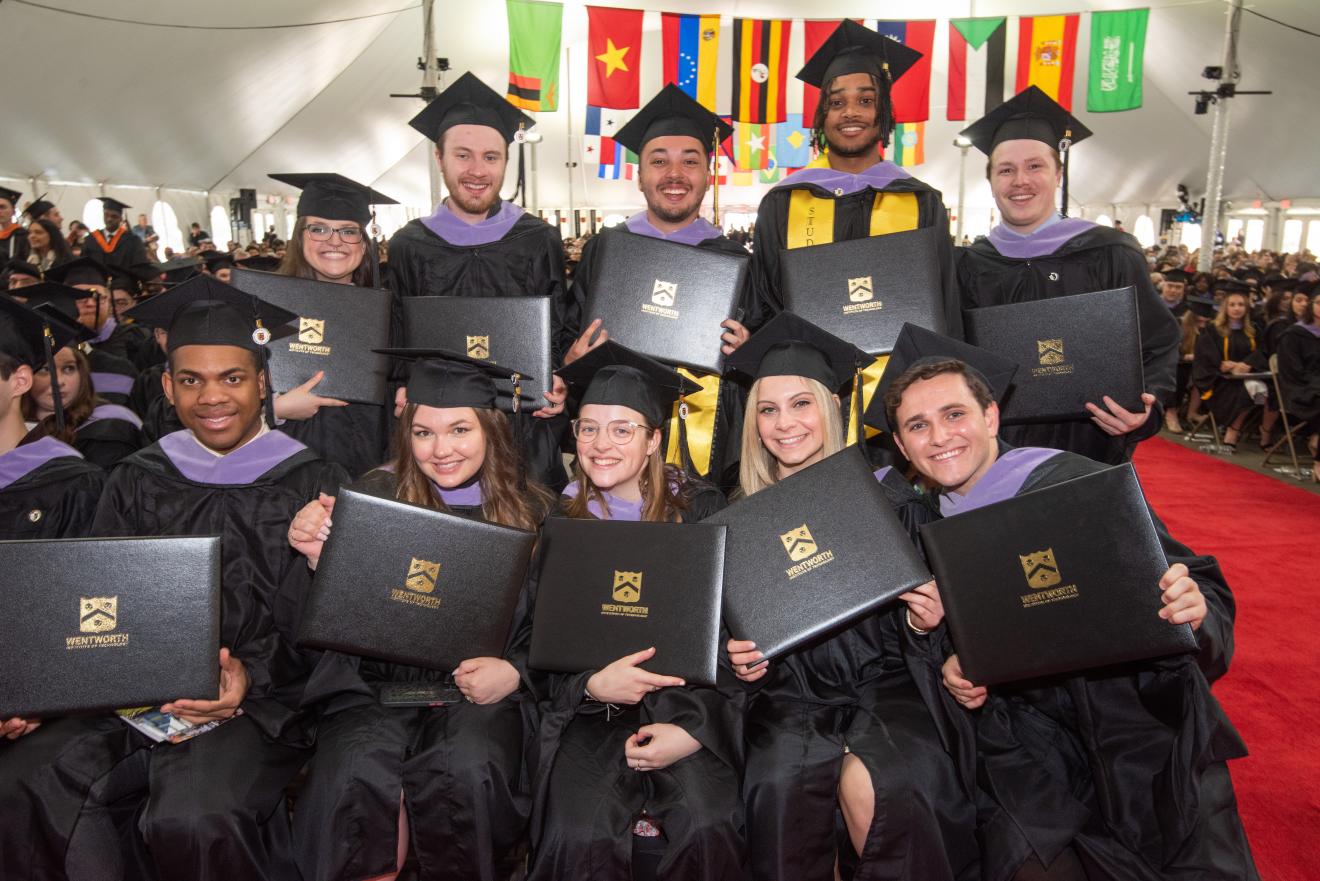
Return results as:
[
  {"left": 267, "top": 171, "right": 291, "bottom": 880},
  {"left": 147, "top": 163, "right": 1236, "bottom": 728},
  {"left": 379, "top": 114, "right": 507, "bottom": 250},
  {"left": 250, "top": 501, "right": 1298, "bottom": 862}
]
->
[{"left": 1133, "top": 438, "right": 1320, "bottom": 880}]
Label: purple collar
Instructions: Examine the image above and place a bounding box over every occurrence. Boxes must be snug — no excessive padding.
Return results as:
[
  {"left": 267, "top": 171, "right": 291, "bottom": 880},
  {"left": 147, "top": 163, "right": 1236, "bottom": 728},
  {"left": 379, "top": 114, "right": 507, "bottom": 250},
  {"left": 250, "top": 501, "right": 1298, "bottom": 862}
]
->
[
  {"left": 421, "top": 200, "right": 524, "bottom": 247},
  {"left": 0, "top": 436, "right": 82, "bottom": 490},
  {"left": 1229, "top": 320, "right": 1244, "bottom": 330},
  {"left": 1301, "top": 323, "right": 1320, "bottom": 338},
  {"left": 873, "top": 466, "right": 893, "bottom": 482},
  {"left": 90, "top": 371, "right": 135, "bottom": 396},
  {"left": 624, "top": 212, "right": 723, "bottom": 245},
  {"left": 561, "top": 480, "right": 645, "bottom": 521},
  {"left": 773, "top": 160, "right": 911, "bottom": 196},
  {"left": 81, "top": 402, "right": 143, "bottom": 430},
  {"left": 91, "top": 317, "right": 117, "bottom": 345},
  {"left": 938, "top": 447, "right": 1062, "bottom": 517},
  {"left": 158, "top": 429, "right": 307, "bottom": 485},
  {"left": 986, "top": 216, "right": 1096, "bottom": 259},
  {"left": 436, "top": 478, "right": 483, "bottom": 507}
]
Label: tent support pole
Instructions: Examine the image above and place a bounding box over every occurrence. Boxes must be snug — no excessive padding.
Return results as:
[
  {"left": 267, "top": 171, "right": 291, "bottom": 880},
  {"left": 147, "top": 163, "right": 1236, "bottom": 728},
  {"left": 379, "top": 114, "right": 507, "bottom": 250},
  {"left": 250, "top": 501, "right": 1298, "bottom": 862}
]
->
[
  {"left": 421, "top": 0, "right": 444, "bottom": 211},
  {"left": 1197, "top": 0, "right": 1242, "bottom": 272},
  {"left": 565, "top": 46, "right": 576, "bottom": 232}
]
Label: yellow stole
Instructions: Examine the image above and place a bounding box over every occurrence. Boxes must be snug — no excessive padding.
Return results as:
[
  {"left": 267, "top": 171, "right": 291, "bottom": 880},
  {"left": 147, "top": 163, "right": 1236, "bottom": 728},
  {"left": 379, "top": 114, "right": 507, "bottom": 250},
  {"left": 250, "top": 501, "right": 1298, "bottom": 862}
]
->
[
  {"left": 784, "top": 155, "right": 919, "bottom": 440},
  {"left": 664, "top": 367, "right": 721, "bottom": 477}
]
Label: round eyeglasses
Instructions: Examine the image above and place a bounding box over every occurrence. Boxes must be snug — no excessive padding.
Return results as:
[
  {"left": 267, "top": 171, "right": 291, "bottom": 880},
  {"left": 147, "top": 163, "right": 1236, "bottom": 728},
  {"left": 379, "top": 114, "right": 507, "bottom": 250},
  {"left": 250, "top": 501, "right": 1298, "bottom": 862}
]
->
[
  {"left": 571, "top": 419, "right": 651, "bottom": 444},
  {"left": 304, "top": 223, "right": 365, "bottom": 244}
]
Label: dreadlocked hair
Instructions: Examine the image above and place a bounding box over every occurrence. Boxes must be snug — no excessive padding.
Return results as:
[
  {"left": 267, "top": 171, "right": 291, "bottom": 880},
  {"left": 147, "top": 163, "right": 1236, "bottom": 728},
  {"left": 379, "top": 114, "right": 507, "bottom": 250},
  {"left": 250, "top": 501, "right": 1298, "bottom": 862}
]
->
[{"left": 809, "top": 70, "right": 896, "bottom": 155}]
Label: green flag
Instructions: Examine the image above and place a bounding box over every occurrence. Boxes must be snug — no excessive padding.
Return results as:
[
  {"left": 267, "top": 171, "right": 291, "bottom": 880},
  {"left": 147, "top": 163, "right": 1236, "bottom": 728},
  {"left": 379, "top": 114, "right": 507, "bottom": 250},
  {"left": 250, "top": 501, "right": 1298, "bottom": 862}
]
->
[
  {"left": 1088, "top": 8, "right": 1148, "bottom": 112},
  {"left": 506, "top": 0, "right": 562, "bottom": 112}
]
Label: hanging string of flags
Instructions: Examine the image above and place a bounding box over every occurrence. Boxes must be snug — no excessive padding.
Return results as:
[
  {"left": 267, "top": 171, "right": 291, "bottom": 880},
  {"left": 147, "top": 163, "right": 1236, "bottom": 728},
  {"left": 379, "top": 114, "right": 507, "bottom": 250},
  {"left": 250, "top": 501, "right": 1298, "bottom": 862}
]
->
[{"left": 504, "top": 3, "right": 1150, "bottom": 180}]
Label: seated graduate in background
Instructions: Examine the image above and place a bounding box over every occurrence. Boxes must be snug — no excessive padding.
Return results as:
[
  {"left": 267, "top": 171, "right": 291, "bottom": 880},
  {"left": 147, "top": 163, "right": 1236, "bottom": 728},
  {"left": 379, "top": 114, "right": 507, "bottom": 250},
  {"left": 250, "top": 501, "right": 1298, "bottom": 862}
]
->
[
  {"left": 562, "top": 85, "right": 751, "bottom": 489},
  {"left": 882, "top": 356, "right": 1257, "bottom": 881},
  {"left": 955, "top": 88, "right": 1179, "bottom": 465},
  {"left": 265, "top": 172, "right": 400, "bottom": 479},
  {"left": 284, "top": 349, "right": 553, "bottom": 881},
  {"left": 1190, "top": 287, "right": 1266, "bottom": 453},
  {"left": 79, "top": 196, "right": 154, "bottom": 279},
  {"left": 85, "top": 276, "right": 349, "bottom": 881},
  {"left": 721, "top": 313, "right": 978, "bottom": 881},
  {"left": 0, "top": 185, "right": 30, "bottom": 263},
  {"left": 526, "top": 342, "right": 745, "bottom": 881},
  {"left": 1275, "top": 288, "right": 1320, "bottom": 482}
]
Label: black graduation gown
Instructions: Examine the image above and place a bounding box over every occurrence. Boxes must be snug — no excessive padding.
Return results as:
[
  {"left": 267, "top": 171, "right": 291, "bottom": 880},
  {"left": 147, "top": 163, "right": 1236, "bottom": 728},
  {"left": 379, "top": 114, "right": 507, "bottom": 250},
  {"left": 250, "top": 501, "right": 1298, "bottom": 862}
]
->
[
  {"left": 1276, "top": 323, "right": 1320, "bottom": 434},
  {"left": 957, "top": 227, "right": 1181, "bottom": 464},
  {"left": 0, "top": 225, "right": 28, "bottom": 262},
  {"left": 910, "top": 447, "right": 1257, "bottom": 881},
  {"left": 527, "top": 484, "right": 749, "bottom": 881},
  {"left": 82, "top": 227, "right": 151, "bottom": 276},
  {"left": 567, "top": 225, "right": 749, "bottom": 489},
  {"left": 290, "top": 468, "right": 540, "bottom": 881},
  {"left": 1191, "top": 327, "right": 1264, "bottom": 425},
  {"left": 388, "top": 209, "right": 571, "bottom": 490},
  {"left": 740, "top": 469, "right": 978, "bottom": 881},
  {"left": 87, "top": 348, "right": 140, "bottom": 408},
  {"left": 73, "top": 406, "right": 145, "bottom": 470},
  {"left": 0, "top": 437, "right": 104, "bottom": 539},
  {"left": 280, "top": 402, "right": 390, "bottom": 481},
  {"left": 95, "top": 321, "right": 162, "bottom": 374},
  {"left": 1262, "top": 317, "right": 1294, "bottom": 358}
]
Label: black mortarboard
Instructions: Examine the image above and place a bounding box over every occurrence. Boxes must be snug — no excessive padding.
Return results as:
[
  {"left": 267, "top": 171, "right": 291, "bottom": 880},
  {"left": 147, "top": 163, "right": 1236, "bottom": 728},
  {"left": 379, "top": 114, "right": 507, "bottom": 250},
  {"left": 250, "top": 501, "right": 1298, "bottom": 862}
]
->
[
  {"left": 99, "top": 196, "right": 131, "bottom": 213},
  {"left": 1215, "top": 279, "right": 1251, "bottom": 295},
  {"left": 0, "top": 297, "right": 81, "bottom": 369},
  {"left": 0, "top": 186, "right": 21, "bottom": 206},
  {"left": 236, "top": 255, "right": 283, "bottom": 272},
  {"left": 201, "top": 251, "right": 236, "bottom": 272},
  {"left": 408, "top": 71, "right": 536, "bottom": 145},
  {"left": 4, "top": 259, "right": 42, "bottom": 281},
  {"left": 797, "top": 20, "right": 923, "bottom": 89},
  {"left": 613, "top": 84, "right": 734, "bottom": 156},
  {"left": 557, "top": 341, "right": 701, "bottom": 428},
  {"left": 23, "top": 197, "right": 54, "bottom": 220},
  {"left": 45, "top": 257, "right": 110, "bottom": 288},
  {"left": 375, "top": 347, "right": 536, "bottom": 411},
  {"left": 158, "top": 256, "right": 201, "bottom": 285},
  {"left": 1298, "top": 279, "right": 1318, "bottom": 297},
  {"left": 1262, "top": 273, "right": 1285, "bottom": 287},
  {"left": 30, "top": 302, "right": 94, "bottom": 345},
  {"left": 123, "top": 275, "right": 297, "bottom": 353},
  {"left": 725, "top": 311, "right": 866, "bottom": 393},
  {"left": 109, "top": 263, "right": 158, "bottom": 294},
  {"left": 865, "top": 324, "right": 1019, "bottom": 434},
  {"left": 1161, "top": 269, "right": 1192, "bottom": 285},
  {"left": 1187, "top": 296, "right": 1217, "bottom": 318},
  {"left": 268, "top": 173, "right": 398, "bottom": 226},
  {"left": 21, "top": 282, "right": 93, "bottom": 323}
]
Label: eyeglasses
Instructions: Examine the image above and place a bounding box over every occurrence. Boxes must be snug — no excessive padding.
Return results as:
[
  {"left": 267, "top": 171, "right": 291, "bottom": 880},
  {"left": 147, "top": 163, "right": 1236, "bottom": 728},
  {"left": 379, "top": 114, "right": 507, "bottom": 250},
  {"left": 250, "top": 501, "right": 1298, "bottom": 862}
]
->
[
  {"left": 571, "top": 419, "right": 651, "bottom": 444},
  {"left": 304, "top": 223, "right": 365, "bottom": 244}
]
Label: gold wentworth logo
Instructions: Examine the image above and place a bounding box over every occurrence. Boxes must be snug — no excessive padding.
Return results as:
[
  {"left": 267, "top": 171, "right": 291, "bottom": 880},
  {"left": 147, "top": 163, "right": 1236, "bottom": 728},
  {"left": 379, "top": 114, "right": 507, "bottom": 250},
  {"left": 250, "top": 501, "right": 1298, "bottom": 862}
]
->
[
  {"left": 466, "top": 335, "right": 490, "bottom": 360},
  {"left": 1037, "top": 339, "right": 1065, "bottom": 366},
  {"left": 651, "top": 280, "right": 677, "bottom": 307},
  {"left": 612, "top": 570, "right": 642, "bottom": 603},
  {"left": 80, "top": 596, "right": 117, "bottom": 633},
  {"left": 848, "top": 276, "right": 874, "bottom": 303},
  {"left": 298, "top": 317, "right": 325, "bottom": 345},
  {"left": 406, "top": 558, "right": 440, "bottom": 594},
  {"left": 780, "top": 525, "right": 817, "bottom": 562},
  {"left": 1020, "top": 549, "right": 1061, "bottom": 589}
]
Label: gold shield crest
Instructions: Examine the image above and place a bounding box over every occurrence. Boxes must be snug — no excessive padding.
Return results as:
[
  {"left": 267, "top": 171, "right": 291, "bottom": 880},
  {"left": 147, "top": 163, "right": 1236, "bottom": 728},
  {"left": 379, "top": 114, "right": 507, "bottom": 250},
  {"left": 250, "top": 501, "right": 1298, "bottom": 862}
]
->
[
  {"left": 847, "top": 276, "right": 874, "bottom": 303},
  {"left": 612, "top": 570, "right": 643, "bottom": 603},
  {"left": 299, "top": 317, "right": 325, "bottom": 345},
  {"left": 780, "top": 525, "right": 818, "bottom": 562},
  {"left": 1037, "top": 338, "right": 1065, "bottom": 366},
  {"left": 1019, "top": 549, "right": 1061, "bottom": 590},
  {"left": 405, "top": 558, "right": 440, "bottom": 594},
  {"left": 652, "top": 280, "right": 677, "bottom": 307},
  {"left": 80, "top": 596, "right": 118, "bottom": 633},
  {"left": 466, "top": 335, "right": 490, "bottom": 359}
]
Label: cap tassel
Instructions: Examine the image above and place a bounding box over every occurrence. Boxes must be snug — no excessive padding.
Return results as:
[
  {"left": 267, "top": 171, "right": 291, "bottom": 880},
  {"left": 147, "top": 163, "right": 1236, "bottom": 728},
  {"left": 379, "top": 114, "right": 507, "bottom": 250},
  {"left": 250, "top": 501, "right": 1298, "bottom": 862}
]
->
[
  {"left": 710, "top": 125, "right": 721, "bottom": 228},
  {"left": 850, "top": 365, "right": 864, "bottom": 447},
  {"left": 41, "top": 325, "right": 66, "bottom": 434},
  {"left": 1058, "top": 129, "right": 1073, "bottom": 219},
  {"left": 368, "top": 212, "right": 383, "bottom": 289},
  {"left": 675, "top": 383, "right": 695, "bottom": 475},
  {"left": 253, "top": 318, "right": 277, "bottom": 429}
]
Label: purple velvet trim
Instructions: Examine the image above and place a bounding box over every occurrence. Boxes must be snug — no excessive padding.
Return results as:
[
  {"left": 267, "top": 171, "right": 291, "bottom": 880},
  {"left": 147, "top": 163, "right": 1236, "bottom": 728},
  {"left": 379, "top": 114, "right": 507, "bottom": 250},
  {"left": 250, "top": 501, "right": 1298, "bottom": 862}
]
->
[
  {"left": 0, "top": 436, "right": 82, "bottom": 490},
  {"left": 873, "top": 465, "right": 893, "bottom": 482},
  {"left": 1229, "top": 320, "right": 1244, "bottom": 330},
  {"left": 420, "top": 200, "right": 524, "bottom": 247},
  {"left": 985, "top": 216, "right": 1095, "bottom": 259},
  {"left": 91, "top": 317, "right": 117, "bottom": 345},
  {"left": 436, "top": 479, "right": 483, "bottom": 506},
  {"left": 938, "top": 447, "right": 1063, "bottom": 517},
  {"left": 772, "top": 161, "right": 911, "bottom": 196},
  {"left": 624, "top": 213, "right": 723, "bottom": 245},
  {"left": 1301, "top": 323, "right": 1320, "bottom": 338},
  {"left": 81, "top": 403, "right": 143, "bottom": 430},
  {"left": 560, "top": 480, "right": 644, "bottom": 521},
  {"left": 158, "top": 429, "right": 307, "bottom": 485},
  {"left": 90, "top": 371, "right": 135, "bottom": 396}
]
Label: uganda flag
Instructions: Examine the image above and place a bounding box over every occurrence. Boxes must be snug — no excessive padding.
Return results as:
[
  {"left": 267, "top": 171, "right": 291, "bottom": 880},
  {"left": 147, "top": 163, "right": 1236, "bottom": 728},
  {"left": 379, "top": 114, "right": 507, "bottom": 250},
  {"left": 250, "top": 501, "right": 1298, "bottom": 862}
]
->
[
  {"left": 1016, "top": 14, "right": 1080, "bottom": 111},
  {"left": 506, "top": 0, "right": 562, "bottom": 112},
  {"left": 731, "top": 18, "right": 793, "bottom": 124}
]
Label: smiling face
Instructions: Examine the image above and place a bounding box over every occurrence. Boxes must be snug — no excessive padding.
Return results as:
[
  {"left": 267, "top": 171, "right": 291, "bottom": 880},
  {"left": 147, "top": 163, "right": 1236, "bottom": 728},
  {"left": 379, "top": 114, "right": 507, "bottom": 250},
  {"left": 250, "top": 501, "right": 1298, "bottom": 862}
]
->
[
  {"left": 26, "top": 223, "right": 49, "bottom": 250},
  {"left": 822, "top": 72, "right": 881, "bottom": 158},
  {"left": 989, "top": 139, "right": 1062, "bottom": 233},
  {"left": 409, "top": 404, "right": 487, "bottom": 489},
  {"left": 754, "top": 374, "right": 835, "bottom": 478},
  {"left": 575, "top": 402, "right": 660, "bottom": 500},
  {"left": 301, "top": 215, "right": 365, "bottom": 284},
  {"left": 438, "top": 125, "right": 508, "bottom": 220},
  {"left": 163, "top": 344, "right": 266, "bottom": 454},
  {"left": 892, "top": 372, "right": 1000, "bottom": 496},
  {"left": 30, "top": 347, "right": 81, "bottom": 416},
  {"left": 638, "top": 135, "right": 708, "bottom": 227}
]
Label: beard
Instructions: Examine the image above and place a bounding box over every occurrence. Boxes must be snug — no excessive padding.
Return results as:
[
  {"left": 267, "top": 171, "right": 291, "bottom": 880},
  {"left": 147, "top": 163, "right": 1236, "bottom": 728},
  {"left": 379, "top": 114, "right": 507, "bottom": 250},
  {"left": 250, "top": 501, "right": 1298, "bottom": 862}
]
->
[
  {"left": 824, "top": 125, "right": 882, "bottom": 159},
  {"left": 647, "top": 192, "right": 701, "bottom": 225},
  {"left": 443, "top": 172, "right": 503, "bottom": 217}
]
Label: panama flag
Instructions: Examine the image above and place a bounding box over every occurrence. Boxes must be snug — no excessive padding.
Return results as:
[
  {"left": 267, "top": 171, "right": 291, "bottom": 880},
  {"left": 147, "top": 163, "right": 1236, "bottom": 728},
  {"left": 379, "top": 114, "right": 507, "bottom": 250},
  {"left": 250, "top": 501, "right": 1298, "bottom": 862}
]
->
[
  {"left": 947, "top": 17, "right": 1007, "bottom": 121},
  {"left": 874, "top": 20, "right": 936, "bottom": 123},
  {"left": 584, "top": 105, "right": 634, "bottom": 180},
  {"left": 1017, "top": 14, "right": 1081, "bottom": 110},
  {"left": 662, "top": 13, "right": 721, "bottom": 111}
]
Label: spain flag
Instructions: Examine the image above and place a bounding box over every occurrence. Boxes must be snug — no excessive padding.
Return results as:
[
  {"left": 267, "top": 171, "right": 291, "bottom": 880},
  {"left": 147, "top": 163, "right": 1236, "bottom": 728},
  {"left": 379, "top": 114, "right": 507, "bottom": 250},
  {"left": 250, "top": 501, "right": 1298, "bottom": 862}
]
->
[
  {"left": 731, "top": 18, "right": 793, "bottom": 124},
  {"left": 1016, "top": 15, "right": 1080, "bottom": 111}
]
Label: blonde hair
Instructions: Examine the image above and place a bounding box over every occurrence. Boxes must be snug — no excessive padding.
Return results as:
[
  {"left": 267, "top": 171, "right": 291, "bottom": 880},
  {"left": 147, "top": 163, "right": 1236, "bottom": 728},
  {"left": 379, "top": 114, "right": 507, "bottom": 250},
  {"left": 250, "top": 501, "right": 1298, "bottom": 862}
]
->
[
  {"left": 738, "top": 375, "right": 845, "bottom": 497},
  {"left": 1213, "top": 292, "right": 1257, "bottom": 345}
]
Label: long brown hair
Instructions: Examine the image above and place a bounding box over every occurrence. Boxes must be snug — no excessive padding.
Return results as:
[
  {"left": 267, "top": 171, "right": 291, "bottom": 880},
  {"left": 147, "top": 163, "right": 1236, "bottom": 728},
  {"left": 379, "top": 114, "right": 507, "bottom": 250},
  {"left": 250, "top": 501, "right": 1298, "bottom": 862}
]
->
[
  {"left": 1213, "top": 292, "right": 1256, "bottom": 345},
  {"left": 564, "top": 425, "right": 691, "bottom": 522},
  {"left": 391, "top": 403, "right": 551, "bottom": 532},
  {"left": 21, "top": 346, "right": 97, "bottom": 443},
  {"left": 277, "top": 217, "right": 375, "bottom": 287}
]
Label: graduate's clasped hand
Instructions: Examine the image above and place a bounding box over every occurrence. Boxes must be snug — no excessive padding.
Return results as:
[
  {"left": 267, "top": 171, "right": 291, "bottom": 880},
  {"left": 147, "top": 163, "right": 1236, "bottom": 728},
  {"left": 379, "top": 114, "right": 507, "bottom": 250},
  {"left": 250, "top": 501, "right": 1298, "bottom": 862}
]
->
[
  {"left": 161, "top": 647, "right": 249, "bottom": 725},
  {"left": 288, "top": 492, "right": 335, "bottom": 570}
]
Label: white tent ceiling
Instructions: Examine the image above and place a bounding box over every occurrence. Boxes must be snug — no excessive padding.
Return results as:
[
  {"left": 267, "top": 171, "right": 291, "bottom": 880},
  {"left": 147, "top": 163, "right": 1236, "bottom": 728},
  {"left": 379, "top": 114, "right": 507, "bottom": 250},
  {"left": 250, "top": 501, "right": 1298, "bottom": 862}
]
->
[{"left": 2, "top": 0, "right": 1317, "bottom": 229}]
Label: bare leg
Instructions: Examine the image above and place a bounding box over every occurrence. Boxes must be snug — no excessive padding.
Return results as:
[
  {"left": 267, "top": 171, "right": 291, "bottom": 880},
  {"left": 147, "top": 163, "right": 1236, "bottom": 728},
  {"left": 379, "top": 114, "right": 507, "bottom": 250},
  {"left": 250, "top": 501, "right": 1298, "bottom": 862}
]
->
[
  {"left": 362, "top": 792, "right": 410, "bottom": 881},
  {"left": 838, "top": 753, "right": 874, "bottom": 857}
]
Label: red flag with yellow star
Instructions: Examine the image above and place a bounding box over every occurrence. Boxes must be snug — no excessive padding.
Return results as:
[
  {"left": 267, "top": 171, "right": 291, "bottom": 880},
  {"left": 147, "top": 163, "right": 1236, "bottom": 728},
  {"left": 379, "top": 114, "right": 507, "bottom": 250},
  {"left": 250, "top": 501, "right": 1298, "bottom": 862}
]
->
[{"left": 587, "top": 6, "right": 643, "bottom": 109}]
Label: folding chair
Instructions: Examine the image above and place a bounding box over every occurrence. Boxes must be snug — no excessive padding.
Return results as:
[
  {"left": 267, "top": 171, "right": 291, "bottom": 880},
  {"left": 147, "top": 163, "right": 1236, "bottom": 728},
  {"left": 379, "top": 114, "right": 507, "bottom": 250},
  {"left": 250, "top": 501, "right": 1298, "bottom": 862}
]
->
[{"left": 1261, "top": 354, "right": 1308, "bottom": 480}]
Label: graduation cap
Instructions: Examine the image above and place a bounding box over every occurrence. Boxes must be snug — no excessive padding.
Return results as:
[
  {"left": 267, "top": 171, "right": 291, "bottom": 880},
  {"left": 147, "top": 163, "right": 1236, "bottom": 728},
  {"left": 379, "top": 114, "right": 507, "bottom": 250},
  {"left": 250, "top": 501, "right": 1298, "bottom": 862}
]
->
[
  {"left": 725, "top": 311, "right": 866, "bottom": 392},
  {"left": 236, "top": 255, "right": 283, "bottom": 272},
  {"left": 1161, "top": 269, "right": 1192, "bottom": 285},
  {"left": 1297, "top": 279, "right": 1318, "bottom": 297},
  {"left": 158, "top": 255, "right": 201, "bottom": 285},
  {"left": 3, "top": 259, "right": 42, "bottom": 282},
  {"left": 201, "top": 251, "right": 236, "bottom": 272},
  {"left": 1, "top": 296, "right": 84, "bottom": 431},
  {"left": 109, "top": 263, "right": 159, "bottom": 295},
  {"left": 1187, "top": 295, "right": 1217, "bottom": 318},
  {"left": 1215, "top": 279, "right": 1251, "bottom": 295},
  {"left": 375, "top": 347, "right": 536, "bottom": 412},
  {"left": 45, "top": 257, "right": 110, "bottom": 289},
  {"left": 958, "top": 85, "right": 1093, "bottom": 217},
  {"left": 557, "top": 340, "right": 701, "bottom": 429},
  {"left": 23, "top": 196, "right": 55, "bottom": 221},
  {"left": 796, "top": 20, "right": 923, "bottom": 149},
  {"left": 99, "top": 196, "right": 131, "bottom": 213},
  {"left": 614, "top": 84, "right": 734, "bottom": 157},
  {"left": 865, "top": 323, "right": 1019, "bottom": 435},
  {"left": 0, "top": 186, "right": 21, "bottom": 206},
  {"left": 268, "top": 173, "right": 398, "bottom": 226},
  {"left": 408, "top": 71, "right": 536, "bottom": 145},
  {"left": 21, "top": 282, "right": 94, "bottom": 323}
]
